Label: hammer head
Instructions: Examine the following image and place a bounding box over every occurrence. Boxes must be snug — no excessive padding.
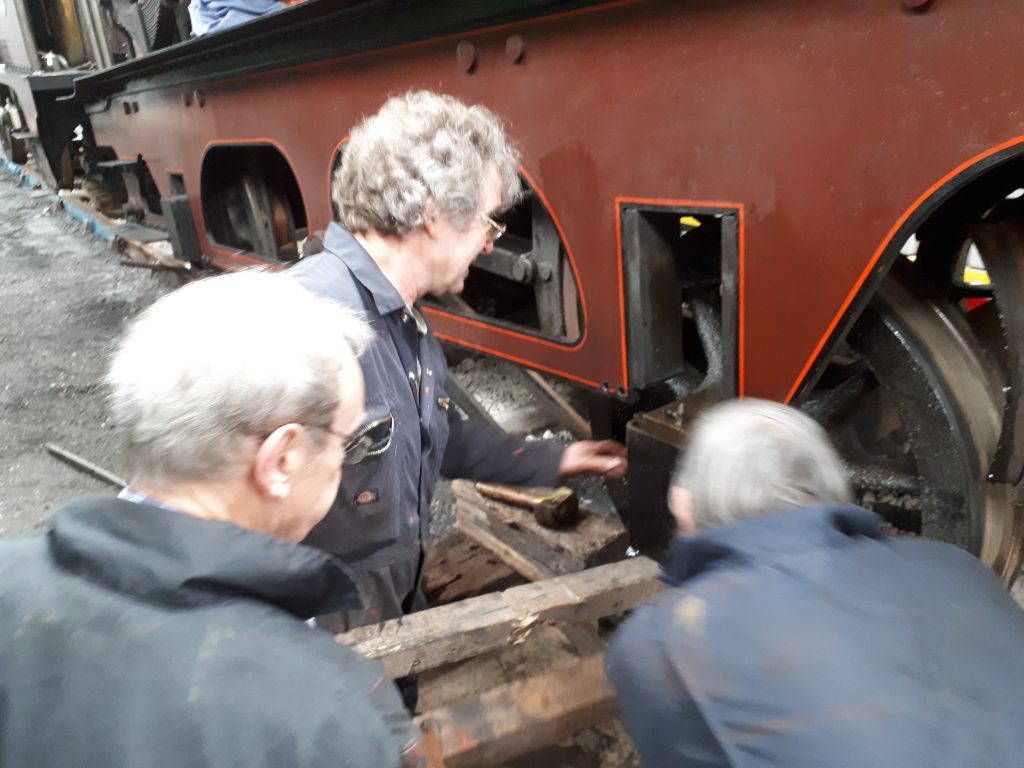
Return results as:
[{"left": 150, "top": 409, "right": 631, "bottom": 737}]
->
[{"left": 533, "top": 487, "right": 580, "bottom": 529}]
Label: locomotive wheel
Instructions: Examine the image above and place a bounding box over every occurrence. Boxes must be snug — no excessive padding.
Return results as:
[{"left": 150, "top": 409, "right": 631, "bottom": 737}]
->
[
  {"left": 806, "top": 262, "right": 1023, "bottom": 585},
  {"left": 220, "top": 173, "right": 296, "bottom": 261}
]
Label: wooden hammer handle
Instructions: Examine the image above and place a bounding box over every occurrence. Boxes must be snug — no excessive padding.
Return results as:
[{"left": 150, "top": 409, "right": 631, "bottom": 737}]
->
[{"left": 474, "top": 482, "right": 542, "bottom": 510}]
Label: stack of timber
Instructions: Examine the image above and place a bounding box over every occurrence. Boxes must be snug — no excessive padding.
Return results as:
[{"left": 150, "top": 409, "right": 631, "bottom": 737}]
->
[
  {"left": 339, "top": 556, "right": 662, "bottom": 678},
  {"left": 337, "top": 482, "right": 663, "bottom": 767}
]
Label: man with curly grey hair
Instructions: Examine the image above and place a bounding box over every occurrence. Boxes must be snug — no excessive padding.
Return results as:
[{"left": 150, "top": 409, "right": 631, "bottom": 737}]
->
[
  {"left": 0, "top": 271, "right": 420, "bottom": 768},
  {"left": 291, "top": 91, "right": 627, "bottom": 635},
  {"left": 606, "top": 398, "right": 1024, "bottom": 768}
]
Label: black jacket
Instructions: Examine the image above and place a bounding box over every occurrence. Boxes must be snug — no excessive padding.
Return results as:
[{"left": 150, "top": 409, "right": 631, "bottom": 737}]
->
[
  {"left": 607, "top": 505, "right": 1024, "bottom": 768},
  {"left": 0, "top": 496, "right": 417, "bottom": 768}
]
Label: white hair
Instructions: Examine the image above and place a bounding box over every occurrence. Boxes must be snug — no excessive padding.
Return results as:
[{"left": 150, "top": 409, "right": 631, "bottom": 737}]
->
[
  {"left": 106, "top": 269, "right": 372, "bottom": 486},
  {"left": 333, "top": 90, "right": 522, "bottom": 236},
  {"left": 672, "top": 399, "right": 852, "bottom": 529}
]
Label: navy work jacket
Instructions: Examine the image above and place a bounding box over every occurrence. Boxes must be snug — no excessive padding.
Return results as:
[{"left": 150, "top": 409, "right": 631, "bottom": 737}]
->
[
  {"left": 290, "top": 224, "right": 564, "bottom": 626},
  {"left": 607, "top": 504, "right": 1024, "bottom": 768},
  {"left": 0, "top": 496, "right": 416, "bottom": 768}
]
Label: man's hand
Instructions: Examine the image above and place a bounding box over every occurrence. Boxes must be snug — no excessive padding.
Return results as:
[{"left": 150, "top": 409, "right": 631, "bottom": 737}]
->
[{"left": 559, "top": 439, "right": 628, "bottom": 480}]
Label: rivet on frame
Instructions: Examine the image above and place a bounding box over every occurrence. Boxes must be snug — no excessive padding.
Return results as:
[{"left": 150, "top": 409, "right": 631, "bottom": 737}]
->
[
  {"left": 506, "top": 35, "right": 525, "bottom": 64},
  {"left": 456, "top": 40, "right": 477, "bottom": 74}
]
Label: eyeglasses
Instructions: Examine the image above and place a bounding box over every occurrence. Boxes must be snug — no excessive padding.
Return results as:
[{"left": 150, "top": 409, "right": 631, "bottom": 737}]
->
[
  {"left": 316, "top": 414, "right": 394, "bottom": 466},
  {"left": 478, "top": 211, "right": 507, "bottom": 243}
]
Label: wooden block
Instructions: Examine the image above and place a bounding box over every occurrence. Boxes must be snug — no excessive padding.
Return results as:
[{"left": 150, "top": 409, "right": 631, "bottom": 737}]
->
[
  {"left": 556, "top": 622, "right": 606, "bottom": 656},
  {"left": 337, "top": 556, "right": 662, "bottom": 678},
  {"left": 422, "top": 534, "right": 524, "bottom": 607},
  {"left": 414, "top": 655, "right": 617, "bottom": 768},
  {"left": 455, "top": 502, "right": 583, "bottom": 582},
  {"left": 452, "top": 480, "right": 628, "bottom": 568}
]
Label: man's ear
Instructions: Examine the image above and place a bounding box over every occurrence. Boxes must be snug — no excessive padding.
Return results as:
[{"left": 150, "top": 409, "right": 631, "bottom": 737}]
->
[
  {"left": 670, "top": 485, "right": 696, "bottom": 533},
  {"left": 420, "top": 203, "right": 442, "bottom": 239},
  {"left": 252, "top": 424, "right": 305, "bottom": 500}
]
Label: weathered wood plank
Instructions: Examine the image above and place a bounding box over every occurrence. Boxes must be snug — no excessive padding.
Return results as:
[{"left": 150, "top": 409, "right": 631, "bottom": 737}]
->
[
  {"left": 455, "top": 505, "right": 582, "bottom": 581},
  {"left": 556, "top": 622, "right": 606, "bottom": 656},
  {"left": 423, "top": 534, "right": 524, "bottom": 607},
  {"left": 452, "top": 480, "right": 627, "bottom": 568},
  {"left": 414, "top": 655, "right": 617, "bottom": 768},
  {"left": 337, "top": 556, "right": 662, "bottom": 678}
]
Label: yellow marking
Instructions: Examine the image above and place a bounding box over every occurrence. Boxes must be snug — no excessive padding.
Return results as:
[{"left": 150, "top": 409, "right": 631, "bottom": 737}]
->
[{"left": 963, "top": 266, "right": 990, "bottom": 286}]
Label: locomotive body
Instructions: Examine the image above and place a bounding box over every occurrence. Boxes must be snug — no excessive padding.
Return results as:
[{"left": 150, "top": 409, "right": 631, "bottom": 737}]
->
[{"left": 4, "top": 0, "right": 1024, "bottom": 578}]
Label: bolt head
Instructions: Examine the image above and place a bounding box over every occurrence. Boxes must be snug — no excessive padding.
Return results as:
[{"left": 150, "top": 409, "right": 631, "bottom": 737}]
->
[
  {"left": 506, "top": 35, "right": 525, "bottom": 64},
  {"left": 456, "top": 40, "right": 477, "bottom": 73}
]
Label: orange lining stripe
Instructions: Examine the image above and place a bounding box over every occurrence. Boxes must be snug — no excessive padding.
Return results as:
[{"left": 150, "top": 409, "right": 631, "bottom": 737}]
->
[
  {"left": 422, "top": 303, "right": 583, "bottom": 351},
  {"left": 324, "top": 136, "right": 350, "bottom": 220},
  {"left": 614, "top": 196, "right": 746, "bottom": 394},
  {"left": 198, "top": 137, "right": 309, "bottom": 252},
  {"left": 323, "top": 155, "right": 589, "bottom": 345},
  {"left": 200, "top": 137, "right": 590, "bottom": 381},
  {"left": 433, "top": 331, "right": 601, "bottom": 388},
  {"left": 200, "top": 137, "right": 302, "bottom": 170},
  {"left": 422, "top": 167, "right": 588, "bottom": 354},
  {"left": 737, "top": 204, "right": 747, "bottom": 396},
  {"left": 784, "top": 134, "right": 1024, "bottom": 404},
  {"left": 518, "top": 165, "right": 588, "bottom": 347},
  {"left": 613, "top": 200, "right": 628, "bottom": 389}
]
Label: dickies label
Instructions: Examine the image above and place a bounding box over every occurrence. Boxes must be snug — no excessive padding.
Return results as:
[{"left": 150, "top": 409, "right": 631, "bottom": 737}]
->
[{"left": 354, "top": 489, "right": 379, "bottom": 506}]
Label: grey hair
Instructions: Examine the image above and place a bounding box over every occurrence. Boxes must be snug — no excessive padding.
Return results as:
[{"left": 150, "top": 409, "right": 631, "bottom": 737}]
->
[
  {"left": 672, "top": 399, "right": 852, "bottom": 529},
  {"left": 106, "top": 269, "right": 372, "bottom": 487},
  {"left": 333, "top": 90, "right": 522, "bottom": 236}
]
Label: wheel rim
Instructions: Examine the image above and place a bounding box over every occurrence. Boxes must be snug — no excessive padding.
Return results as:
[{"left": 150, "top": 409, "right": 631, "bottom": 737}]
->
[{"left": 806, "top": 262, "right": 1023, "bottom": 584}]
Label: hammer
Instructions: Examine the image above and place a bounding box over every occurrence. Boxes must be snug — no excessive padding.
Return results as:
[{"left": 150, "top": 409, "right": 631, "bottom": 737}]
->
[{"left": 474, "top": 482, "right": 580, "bottom": 529}]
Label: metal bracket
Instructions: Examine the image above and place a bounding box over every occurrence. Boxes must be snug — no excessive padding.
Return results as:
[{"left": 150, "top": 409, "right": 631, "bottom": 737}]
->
[
  {"left": 160, "top": 194, "right": 204, "bottom": 270},
  {"left": 97, "top": 157, "right": 146, "bottom": 221}
]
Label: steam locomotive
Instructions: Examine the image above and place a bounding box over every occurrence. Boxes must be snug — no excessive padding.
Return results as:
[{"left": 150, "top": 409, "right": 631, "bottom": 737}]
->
[{"left": 3, "top": 0, "right": 1022, "bottom": 582}]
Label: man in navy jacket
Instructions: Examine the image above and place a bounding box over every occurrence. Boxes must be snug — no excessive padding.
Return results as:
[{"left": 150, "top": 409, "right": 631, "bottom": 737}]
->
[
  {"left": 292, "top": 91, "right": 627, "bottom": 632},
  {"left": 607, "top": 398, "right": 1024, "bottom": 768}
]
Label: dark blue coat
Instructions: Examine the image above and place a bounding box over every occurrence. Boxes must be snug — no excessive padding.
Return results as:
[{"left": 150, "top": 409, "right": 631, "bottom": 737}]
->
[
  {"left": 290, "top": 225, "right": 564, "bottom": 628},
  {"left": 0, "top": 496, "right": 416, "bottom": 768},
  {"left": 606, "top": 505, "right": 1024, "bottom": 768}
]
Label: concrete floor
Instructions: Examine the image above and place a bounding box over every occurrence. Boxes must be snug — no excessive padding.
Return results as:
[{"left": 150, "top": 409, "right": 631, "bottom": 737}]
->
[{"left": 0, "top": 170, "right": 181, "bottom": 533}]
